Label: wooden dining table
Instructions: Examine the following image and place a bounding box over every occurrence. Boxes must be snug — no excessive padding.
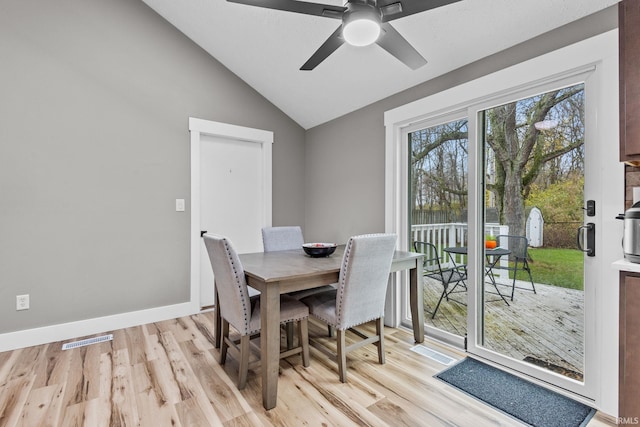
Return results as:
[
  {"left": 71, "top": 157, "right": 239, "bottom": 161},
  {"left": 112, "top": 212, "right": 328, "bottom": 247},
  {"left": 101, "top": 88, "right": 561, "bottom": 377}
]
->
[{"left": 214, "top": 245, "right": 424, "bottom": 410}]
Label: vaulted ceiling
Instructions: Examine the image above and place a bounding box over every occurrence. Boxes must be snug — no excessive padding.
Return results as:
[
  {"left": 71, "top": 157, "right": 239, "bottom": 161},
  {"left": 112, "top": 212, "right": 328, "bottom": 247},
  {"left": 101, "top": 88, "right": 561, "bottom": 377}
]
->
[{"left": 142, "top": 0, "right": 618, "bottom": 129}]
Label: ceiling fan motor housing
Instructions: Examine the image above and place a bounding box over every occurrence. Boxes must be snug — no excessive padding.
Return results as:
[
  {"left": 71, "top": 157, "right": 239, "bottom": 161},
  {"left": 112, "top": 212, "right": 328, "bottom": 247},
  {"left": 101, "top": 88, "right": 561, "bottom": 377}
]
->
[
  {"left": 342, "top": 2, "right": 382, "bottom": 46},
  {"left": 343, "top": 1, "right": 382, "bottom": 24}
]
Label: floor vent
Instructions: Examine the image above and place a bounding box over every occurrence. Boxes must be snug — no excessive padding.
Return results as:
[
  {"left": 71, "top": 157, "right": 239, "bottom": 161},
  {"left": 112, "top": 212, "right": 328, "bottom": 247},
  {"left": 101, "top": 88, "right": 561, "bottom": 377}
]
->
[
  {"left": 62, "top": 334, "right": 113, "bottom": 350},
  {"left": 410, "top": 344, "right": 456, "bottom": 365}
]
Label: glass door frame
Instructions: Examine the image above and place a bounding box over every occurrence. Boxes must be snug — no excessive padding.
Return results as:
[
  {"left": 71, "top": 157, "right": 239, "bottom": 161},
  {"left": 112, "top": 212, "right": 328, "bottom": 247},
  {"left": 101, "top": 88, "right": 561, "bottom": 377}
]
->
[
  {"left": 465, "top": 70, "right": 597, "bottom": 399},
  {"left": 401, "top": 112, "right": 469, "bottom": 349},
  {"left": 385, "top": 30, "right": 621, "bottom": 412}
]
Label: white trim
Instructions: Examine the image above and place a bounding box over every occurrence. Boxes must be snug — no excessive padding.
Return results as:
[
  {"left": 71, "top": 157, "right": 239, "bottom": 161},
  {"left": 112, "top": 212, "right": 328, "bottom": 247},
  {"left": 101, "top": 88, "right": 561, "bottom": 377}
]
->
[
  {"left": 384, "top": 30, "right": 620, "bottom": 416},
  {"left": 189, "top": 118, "right": 273, "bottom": 309},
  {"left": 0, "top": 302, "right": 193, "bottom": 353}
]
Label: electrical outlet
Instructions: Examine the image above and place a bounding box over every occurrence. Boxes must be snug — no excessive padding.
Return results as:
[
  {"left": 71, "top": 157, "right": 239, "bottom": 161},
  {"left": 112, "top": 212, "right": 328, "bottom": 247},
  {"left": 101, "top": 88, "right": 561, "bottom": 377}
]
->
[
  {"left": 16, "top": 294, "right": 29, "bottom": 311},
  {"left": 175, "top": 198, "right": 185, "bottom": 212}
]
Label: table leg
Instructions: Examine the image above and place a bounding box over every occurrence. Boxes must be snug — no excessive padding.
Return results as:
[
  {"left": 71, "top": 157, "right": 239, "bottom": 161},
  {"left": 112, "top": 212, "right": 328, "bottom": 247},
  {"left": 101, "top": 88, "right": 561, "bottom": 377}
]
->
[
  {"left": 261, "top": 283, "right": 280, "bottom": 410},
  {"left": 409, "top": 264, "right": 425, "bottom": 343}
]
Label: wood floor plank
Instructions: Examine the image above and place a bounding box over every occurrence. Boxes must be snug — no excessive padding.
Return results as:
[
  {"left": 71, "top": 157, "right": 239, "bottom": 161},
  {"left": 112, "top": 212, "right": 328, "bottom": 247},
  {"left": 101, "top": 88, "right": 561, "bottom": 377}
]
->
[
  {"left": 285, "top": 360, "right": 389, "bottom": 427},
  {"left": 136, "top": 388, "right": 182, "bottom": 427},
  {"left": 110, "top": 349, "right": 140, "bottom": 427},
  {"left": 59, "top": 402, "right": 86, "bottom": 427},
  {"left": 156, "top": 331, "right": 224, "bottom": 425},
  {"left": 0, "top": 374, "right": 36, "bottom": 427},
  {"left": 177, "top": 340, "right": 248, "bottom": 423},
  {"left": 18, "top": 383, "right": 64, "bottom": 427},
  {"left": 83, "top": 397, "right": 112, "bottom": 427},
  {"left": 174, "top": 397, "right": 213, "bottom": 427}
]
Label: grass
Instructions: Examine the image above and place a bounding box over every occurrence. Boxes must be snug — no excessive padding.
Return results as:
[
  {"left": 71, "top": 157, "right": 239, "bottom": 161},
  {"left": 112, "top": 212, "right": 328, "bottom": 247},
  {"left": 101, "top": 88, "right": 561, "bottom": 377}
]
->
[{"left": 512, "top": 247, "right": 584, "bottom": 291}]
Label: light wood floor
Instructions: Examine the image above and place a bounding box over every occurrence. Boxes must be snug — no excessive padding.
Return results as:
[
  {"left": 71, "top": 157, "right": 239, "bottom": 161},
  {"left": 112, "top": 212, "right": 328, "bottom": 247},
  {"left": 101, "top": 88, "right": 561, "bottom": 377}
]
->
[{"left": 0, "top": 313, "right": 615, "bottom": 427}]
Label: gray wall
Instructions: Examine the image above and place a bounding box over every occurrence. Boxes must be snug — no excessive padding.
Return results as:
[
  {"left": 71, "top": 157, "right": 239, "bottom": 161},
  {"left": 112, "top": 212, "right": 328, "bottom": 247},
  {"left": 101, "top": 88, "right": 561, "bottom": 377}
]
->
[
  {"left": 303, "top": 6, "right": 618, "bottom": 244},
  {"left": 0, "top": 0, "right": 305, "bottom": 333}
]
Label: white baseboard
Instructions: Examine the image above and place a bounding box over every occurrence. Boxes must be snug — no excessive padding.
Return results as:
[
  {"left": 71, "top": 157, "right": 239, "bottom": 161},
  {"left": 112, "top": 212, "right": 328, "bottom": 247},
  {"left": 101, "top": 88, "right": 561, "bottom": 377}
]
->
[{"left": 0, "top": 301, "right": 199, "bottom": 353}]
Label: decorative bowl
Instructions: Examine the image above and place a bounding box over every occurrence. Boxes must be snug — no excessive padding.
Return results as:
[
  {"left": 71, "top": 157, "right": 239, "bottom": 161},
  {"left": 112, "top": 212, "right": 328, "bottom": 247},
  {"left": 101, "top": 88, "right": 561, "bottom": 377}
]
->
[{"left": 302, "top": 243, "right": 337, "bottom": 257}]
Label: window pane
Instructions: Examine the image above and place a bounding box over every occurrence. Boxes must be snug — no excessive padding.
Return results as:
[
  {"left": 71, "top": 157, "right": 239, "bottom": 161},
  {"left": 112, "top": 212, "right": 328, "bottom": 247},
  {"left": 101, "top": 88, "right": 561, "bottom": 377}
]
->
[{"left": 409, "top": 118, "right": 468, "bottom": 335}]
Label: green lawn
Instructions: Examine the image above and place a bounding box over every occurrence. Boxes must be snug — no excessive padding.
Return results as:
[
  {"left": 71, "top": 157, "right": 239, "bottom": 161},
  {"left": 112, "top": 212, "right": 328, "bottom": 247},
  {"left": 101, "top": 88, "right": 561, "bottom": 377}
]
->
[{"left": 512, "top": 248, "right": 584, "bottom": 291}]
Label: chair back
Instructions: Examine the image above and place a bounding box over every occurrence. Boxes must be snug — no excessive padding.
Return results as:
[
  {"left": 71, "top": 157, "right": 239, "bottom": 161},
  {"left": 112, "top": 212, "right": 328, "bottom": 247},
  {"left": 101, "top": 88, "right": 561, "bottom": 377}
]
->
[
  {"left": 496, "top": 235, "right": 529, "bottom": 261},
  {"left": 203, "top": 234, "right": 253, "bottom": 335},
  {"left": 262, "top": 226, "right": 304, "bottom": 252},
  {"left": 335, "top": 233, "right": 397, "bottom": 330},
  {"left": 413, "top": 241, "right": 444, "bottom": 274}
]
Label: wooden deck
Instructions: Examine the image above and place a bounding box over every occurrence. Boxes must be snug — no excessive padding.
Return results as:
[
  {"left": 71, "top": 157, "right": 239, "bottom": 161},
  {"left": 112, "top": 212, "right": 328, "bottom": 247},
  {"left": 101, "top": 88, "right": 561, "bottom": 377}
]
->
[{"left": 423, "top": 276, "right": 585, "bottom": 380}]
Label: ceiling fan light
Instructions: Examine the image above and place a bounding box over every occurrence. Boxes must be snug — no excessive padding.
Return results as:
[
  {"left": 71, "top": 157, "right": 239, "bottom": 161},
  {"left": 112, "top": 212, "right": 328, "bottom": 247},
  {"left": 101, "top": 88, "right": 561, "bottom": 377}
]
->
[{"left": 343, "top": 18, "right": 380, "bottom": 46}]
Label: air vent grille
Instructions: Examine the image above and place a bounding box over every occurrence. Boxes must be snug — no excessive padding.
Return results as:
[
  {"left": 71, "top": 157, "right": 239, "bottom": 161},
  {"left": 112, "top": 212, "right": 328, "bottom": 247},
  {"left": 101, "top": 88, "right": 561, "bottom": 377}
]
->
[
  {"left": 410, "top": 344, "right": 456, "bottom": 365},
  {"left": 62, "top": 334, "right": 113, "bottom": 350}
]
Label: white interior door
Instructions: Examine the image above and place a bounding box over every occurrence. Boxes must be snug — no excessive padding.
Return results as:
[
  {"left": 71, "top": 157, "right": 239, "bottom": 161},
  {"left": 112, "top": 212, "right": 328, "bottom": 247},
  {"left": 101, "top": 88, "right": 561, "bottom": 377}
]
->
[{"left": 189, "top": 118, "right": 272, "bottom": 309}]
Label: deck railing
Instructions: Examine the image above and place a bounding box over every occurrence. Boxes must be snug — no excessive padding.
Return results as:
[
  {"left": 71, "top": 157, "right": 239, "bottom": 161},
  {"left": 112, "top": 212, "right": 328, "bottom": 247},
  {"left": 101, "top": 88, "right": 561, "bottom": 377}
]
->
[{"left": 411, "top": 223, "right": 509, "bottom": 279}]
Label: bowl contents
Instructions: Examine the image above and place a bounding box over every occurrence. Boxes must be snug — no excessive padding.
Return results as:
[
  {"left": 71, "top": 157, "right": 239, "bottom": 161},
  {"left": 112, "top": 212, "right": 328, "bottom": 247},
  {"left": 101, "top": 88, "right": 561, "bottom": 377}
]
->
[{"left": 302, "top": 243, "right": 337, "bottom": 257}]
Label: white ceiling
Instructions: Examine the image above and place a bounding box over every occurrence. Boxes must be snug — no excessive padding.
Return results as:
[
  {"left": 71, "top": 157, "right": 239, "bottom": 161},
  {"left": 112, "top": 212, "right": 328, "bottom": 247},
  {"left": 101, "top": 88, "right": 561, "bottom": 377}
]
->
[{"left": 142, "top": 0, "right": 618, "bottom": 129}]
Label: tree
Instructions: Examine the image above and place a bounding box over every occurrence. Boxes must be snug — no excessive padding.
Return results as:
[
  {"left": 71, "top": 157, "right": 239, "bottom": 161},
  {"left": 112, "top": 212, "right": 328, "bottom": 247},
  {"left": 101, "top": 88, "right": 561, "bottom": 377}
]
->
[
  {"left": 484, "top": 85, "right": 584, "bottom": 237},
  {"left": 410, "top": 120, "right": 468, "bottom": 213}
]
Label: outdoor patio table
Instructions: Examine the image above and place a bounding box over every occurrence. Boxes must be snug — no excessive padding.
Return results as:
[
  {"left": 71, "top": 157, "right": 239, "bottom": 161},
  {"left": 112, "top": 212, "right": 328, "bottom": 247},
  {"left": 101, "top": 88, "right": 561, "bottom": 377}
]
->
[
  {"left": 443, "top": 246, "right": 511, "bottom": 305},
  {"left": 212, "top": 245, "right": 424, "bottom": 410}
]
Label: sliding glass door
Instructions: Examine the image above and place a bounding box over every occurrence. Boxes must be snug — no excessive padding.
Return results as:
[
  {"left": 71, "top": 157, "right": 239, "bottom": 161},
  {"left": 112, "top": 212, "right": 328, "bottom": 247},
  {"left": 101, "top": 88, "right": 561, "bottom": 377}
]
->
[
  {"left": 391, "top": 31, "right": 620, "bottom": 410},
  {"left": 474, "top": 81, "right": 593, "bottom": 397}
]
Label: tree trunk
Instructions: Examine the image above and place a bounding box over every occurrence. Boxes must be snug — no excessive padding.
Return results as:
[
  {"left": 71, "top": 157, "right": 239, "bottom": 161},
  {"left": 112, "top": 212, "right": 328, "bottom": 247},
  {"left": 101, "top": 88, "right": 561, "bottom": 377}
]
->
[{"left": 502, "top": 169, "right": 526, "bottom": 237}]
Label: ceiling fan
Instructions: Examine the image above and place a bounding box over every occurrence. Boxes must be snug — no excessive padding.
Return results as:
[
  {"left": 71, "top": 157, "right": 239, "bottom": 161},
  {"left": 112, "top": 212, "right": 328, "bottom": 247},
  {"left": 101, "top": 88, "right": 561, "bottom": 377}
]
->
[{"left": 226, "top": 0, "right": 462, "bottom": 70}]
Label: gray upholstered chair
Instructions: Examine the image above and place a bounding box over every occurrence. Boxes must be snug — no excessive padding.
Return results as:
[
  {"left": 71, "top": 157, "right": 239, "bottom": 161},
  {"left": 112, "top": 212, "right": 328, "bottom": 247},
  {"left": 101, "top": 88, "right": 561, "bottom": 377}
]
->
[
  {"left": 261, "top": 226, "right": 304, "bottom": 252},
  {"left": 300, "top": 233, "right": 397, "bottom": 383},
  {"left": 262, "top": 225, "right": 335, "bottom": 347},
  {"left": 261, "top": 226, "right": 335, "bottom": 301},
  {"left": 203, "top": 234, "right": 310, "bottom": 389}
]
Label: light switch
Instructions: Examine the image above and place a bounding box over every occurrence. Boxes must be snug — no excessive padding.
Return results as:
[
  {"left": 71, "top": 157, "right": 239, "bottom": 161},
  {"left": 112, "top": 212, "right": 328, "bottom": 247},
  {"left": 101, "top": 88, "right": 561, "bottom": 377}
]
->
[{"left": 175, "top": 199, "right": 185, "bottom": 212}]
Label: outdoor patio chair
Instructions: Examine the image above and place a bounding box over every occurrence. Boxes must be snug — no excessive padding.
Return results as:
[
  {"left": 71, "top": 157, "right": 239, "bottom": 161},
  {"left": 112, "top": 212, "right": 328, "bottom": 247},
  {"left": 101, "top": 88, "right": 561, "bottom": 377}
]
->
[
  {"left": 496, "top": 234, "right": 536, "bottom": 300},
  {"left": 300, "top": 233, "right": 397, "bottom": 383},
  {"left": 203, "top": 234, "right": 310, "bottom": 389},
  {"left": 413, "top": 241, "right": 467, "bottom": 319}
]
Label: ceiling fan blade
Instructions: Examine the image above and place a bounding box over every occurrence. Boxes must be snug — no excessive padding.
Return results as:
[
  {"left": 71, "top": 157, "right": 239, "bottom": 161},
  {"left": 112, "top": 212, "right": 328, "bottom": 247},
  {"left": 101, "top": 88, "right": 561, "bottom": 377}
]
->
[
  {"left": 379, "top": 0, "right": 462, "bottom": 22},
  {"left": 227, "top": 0, "right": 344, "bottom": 18},
  {"left": 300, "top": 26, "right": 345, "bottom": 71},
  {"left": 376, "top": 23, "right": 427, "bottom": 70}
]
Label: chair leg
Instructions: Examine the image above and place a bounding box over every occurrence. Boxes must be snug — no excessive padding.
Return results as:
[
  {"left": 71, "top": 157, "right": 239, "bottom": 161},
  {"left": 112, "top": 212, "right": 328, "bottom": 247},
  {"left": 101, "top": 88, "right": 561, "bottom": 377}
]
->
[
  {"left": 524, "top": 259, "right": 536, "bottom": 294},
  {"left": 376, "top": 317, "right": 385, "bottom": 365},
  {"left": 432, "top": 289, "right": 448, "bottom": 319},
  {"left": 220, "top": 319, "right": 230, "bottom": 364},
  {"left": 237, "top": 334, "right": 250, "bottom": 390},
  {"left": 286, "top": 322, "right": 295, "bottom": 350},
  {"left": 511, "top": 260, "right": 519, "bottom": 301},
  {"left": 299, "top": 318, "right": 310, "bottom": 367},
  {"left": 328, "top": 325, "right": 335, "bottom": 337},
  {"left": 336, "top": 329, "right": 347, "bottom": 383}
]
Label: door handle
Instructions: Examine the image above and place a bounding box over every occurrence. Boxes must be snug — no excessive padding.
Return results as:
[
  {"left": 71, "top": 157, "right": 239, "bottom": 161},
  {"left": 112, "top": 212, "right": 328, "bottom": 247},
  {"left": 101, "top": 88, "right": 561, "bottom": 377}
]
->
[
  {"left": 576, "top": 223, "right": 595, "bottom": 257},
  {"left": 201, "top": 230, "right": 208, "bottom": 237}
]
